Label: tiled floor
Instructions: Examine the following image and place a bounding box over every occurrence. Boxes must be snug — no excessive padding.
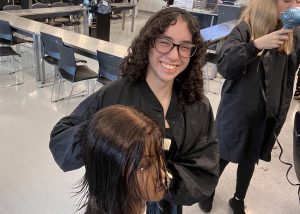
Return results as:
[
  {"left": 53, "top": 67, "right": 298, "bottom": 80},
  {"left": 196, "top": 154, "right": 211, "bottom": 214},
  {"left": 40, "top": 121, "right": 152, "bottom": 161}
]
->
[{"left": 0, "top": 11, "right": 299, "bottom": 214}]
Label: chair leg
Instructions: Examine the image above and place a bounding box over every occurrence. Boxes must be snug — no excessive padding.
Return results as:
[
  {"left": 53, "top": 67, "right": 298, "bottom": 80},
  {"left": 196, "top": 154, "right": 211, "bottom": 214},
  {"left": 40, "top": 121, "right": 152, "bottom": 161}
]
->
[
  {"left": 51, "top": 74, "right": 60, "bottom": 102},
  {"left": 57, "top": 77, "right": 63, "bottom": 101},
  {"left": 1, "top": 56, "right": 24, "bottom": 88},
  {"left": 92, "top": 80, "right": 97, "bottom": 93},
  {"left": 50, "top": 79, "right": 56, "bottom": 102},
  {"left": 51, "top": 75, "right": 63, "bottom": 102},
  {"left": 205, "top": 62, "right": 221, "bottom": 95},
  {"left": 86, "top": 80, "right": 90, "bottom": 95},
  {"left": 39, "top": 66, "right": 59, "bottom": 88},
  {"left": 66, "top": 83, "right": 75, "bottom": 115}
]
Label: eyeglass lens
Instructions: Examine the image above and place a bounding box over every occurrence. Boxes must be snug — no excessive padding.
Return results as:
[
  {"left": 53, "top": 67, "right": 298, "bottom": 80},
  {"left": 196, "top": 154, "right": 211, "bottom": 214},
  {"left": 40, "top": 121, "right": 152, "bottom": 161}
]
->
[{"left": 155, "top": 38, "right": 197, "bottom": 58}]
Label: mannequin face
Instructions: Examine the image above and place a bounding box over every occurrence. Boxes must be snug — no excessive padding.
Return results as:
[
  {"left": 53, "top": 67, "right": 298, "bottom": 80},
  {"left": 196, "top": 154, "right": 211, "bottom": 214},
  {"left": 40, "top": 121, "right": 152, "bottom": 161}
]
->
[{"left": 136, "top": 148, "right": 166, "bottom": 202}]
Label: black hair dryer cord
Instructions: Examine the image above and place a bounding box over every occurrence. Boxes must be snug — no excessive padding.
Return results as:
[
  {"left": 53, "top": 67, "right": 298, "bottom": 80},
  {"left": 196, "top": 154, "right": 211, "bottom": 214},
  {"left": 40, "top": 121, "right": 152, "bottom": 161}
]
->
[{"left": 256, "top": 53, "right": 300, "bottom": 203}]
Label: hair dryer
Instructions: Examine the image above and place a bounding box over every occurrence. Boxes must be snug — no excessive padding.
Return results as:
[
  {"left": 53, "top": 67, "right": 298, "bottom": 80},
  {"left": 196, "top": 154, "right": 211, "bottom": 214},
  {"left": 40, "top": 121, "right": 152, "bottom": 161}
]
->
[{"left": 280, "top": 7, "right": 300, "bottom": 29}]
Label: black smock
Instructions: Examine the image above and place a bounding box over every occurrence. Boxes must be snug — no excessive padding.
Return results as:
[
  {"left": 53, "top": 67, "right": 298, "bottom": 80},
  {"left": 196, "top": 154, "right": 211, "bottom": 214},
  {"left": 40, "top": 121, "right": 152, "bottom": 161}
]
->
[
  {"left": 216, "top": 21, "right": 298, "bottom": 163},
  {"left": 49, "top": 77, "right": 219, "bottom": 210}
]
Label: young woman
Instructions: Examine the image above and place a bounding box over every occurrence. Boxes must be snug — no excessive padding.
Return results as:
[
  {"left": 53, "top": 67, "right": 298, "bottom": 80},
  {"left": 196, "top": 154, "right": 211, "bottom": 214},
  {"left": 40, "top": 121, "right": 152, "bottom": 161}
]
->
[
  {"left": 49, "top": 7, "right": 219, "bottom": 214},
  {"left": 205, "top": 0, "right": 299, "bottom": 213},
  {"left": 77, "top": 105, "right": 167, "bottom": 214}
]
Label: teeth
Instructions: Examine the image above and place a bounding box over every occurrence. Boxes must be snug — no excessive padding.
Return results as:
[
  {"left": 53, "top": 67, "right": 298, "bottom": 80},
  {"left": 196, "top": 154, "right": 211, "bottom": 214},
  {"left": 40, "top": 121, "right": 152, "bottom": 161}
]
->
[{"left": 161, "top": 62, "right": 176, "bottom": 70}]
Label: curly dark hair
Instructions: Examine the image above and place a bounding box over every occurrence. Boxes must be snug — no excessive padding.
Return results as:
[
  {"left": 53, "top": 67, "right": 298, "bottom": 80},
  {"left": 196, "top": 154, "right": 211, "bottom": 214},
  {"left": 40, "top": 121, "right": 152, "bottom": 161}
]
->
[{"left": 120, "top": 7, "right": 207, "bottom": 110}]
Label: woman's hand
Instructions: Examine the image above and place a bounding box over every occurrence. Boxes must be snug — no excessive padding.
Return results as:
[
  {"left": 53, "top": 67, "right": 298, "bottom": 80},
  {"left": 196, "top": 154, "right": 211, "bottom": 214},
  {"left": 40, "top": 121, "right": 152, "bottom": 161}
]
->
[{"left": 253, "top": 28, "right": 293, "bottom": 50}]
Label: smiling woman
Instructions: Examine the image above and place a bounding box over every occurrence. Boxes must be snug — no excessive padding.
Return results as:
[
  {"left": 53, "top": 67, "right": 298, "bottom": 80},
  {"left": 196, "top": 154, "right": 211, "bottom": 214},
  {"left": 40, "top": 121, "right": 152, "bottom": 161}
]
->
[
  {"left": 77, "top": 105, "right": 167, "bottom": 214},
  {"left": 50, "top": 7, "right": 219, "bottom": 214}
]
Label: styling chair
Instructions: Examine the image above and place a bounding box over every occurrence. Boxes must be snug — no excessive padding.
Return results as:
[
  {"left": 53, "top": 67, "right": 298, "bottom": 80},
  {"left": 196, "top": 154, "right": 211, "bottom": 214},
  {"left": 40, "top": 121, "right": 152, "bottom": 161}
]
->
[
  {"left": 203, "top": 50, "right": 223, "bottom": 95},
  {"left": 54, "top": 43, "right": 97, "bottom": 113},
  {"left": 32, "top": 2, "right": 65, "bottom": 28},
  {"left": 0, "top": 20, "right": 32, "bottom": 47},
  {"left": 34, "top": 0, "right": 51, "bottom": 3},
  {"left": 93, "top": 50, "right": 122, "bottom": 91},
  {"left": 0, "top": 20, "right": 33, "bottom": 86},
  {"left": 222, "top": 0, "right": 236, "bottom": 5},
  {"left": 32, "top": 1, "right": 50, "bottom": 6},
  {"left": 202, "top": 4, "right": 244, "bottom": 94},
  {"left": 217, "top": 3, "right": 245, "bottom": 24},
  {"left": 32, "top": 2, "right": 50, "bottom": 8},
  {"left": 3, "top": 4, "right": 22, "bottom": 10},
  {"left": 40, "top": 32, "right": 87, "bottom": 90},
  {"left": 40, "top": 32, "right": 63, "bottom": 90},
  {"left": 0, "top": 46, "right": 23, "bottom": 88},
  {"left": 52, "top": 1, "right": 81, "bottom": 32},
  {"left": 2, "top": 6, "right": 33, "bottom": 49}
]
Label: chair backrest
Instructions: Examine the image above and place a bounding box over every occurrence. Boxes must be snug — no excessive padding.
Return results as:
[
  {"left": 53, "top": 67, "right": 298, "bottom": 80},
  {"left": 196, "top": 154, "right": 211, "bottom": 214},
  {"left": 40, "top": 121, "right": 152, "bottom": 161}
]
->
[
  {"left": 52, "top": 2, "right": 68, "bottom": 7},
  {"left": 57, "top": 43, "right": 77, "bottom": 80},
  {"left": 222, "top": 0, "right": 236, "bottom": 5},
  {"left": 34, "top": 0, "right": 51, "bottom": 3},
  {"left": 63, "top": 0, "right": 76, "bottom": 5},
  {"left": 3, "top": 5, "right": 22, "bottom": 10},
  {"left": 0, "top": 20, "right": 13, "bottom": 42},
  {"left": 217, "top": 4, "right": 244, "bottom": 24},
  {"left": 96, "top": 50, "right": 122, "bottom": 82},
  {"left": 32, "top": 2, "right": 49, "bottom": 8},
  {"left": 40, "top": 32, "right": 63, "bottom": 60}
]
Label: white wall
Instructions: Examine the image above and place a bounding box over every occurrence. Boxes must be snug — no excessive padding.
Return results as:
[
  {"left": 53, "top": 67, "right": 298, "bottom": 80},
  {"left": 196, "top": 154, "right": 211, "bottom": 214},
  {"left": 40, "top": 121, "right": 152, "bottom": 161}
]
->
[{"left": 138, "top": 0, "right": 166, "bottom": 12}]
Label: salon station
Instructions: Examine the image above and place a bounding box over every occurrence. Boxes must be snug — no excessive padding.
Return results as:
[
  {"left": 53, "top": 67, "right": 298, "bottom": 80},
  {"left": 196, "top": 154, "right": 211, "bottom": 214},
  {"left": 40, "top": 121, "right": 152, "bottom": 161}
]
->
[{"left": 0, "top": 0, "right": 299, "bottom": 214}]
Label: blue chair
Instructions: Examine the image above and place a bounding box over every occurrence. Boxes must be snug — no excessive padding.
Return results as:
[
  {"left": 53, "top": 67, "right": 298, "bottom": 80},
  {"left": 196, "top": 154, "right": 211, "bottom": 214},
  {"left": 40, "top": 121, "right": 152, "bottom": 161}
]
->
[
  {"left": 0, "top": 20, "right": 31, "bottom": 46},
  {"left": 0, "top": 20, "right": 33, "bottom": 87},
  {"left": 52, "top": 2, "right": 81, "bottom": 32},
  {"left": 40, "top": 32, "right": 87, "bottom": 90},
  {"left": 3, "top": 5, "right": 22, "bottom": 10},
  {"left": 32, "top": 2, "right": 64, "bottom": 27},
  {"left": 54, "top": 43, "right": 97, "bottom": 113},
  {"left": 93, "top": 50, "right": 122, "bottom": 91},
  {"left": 0, "top": 46, "right": 23, "bottom": 88},
  {"left": 40, "top": 32, "right": 63, "bottom": 91}
]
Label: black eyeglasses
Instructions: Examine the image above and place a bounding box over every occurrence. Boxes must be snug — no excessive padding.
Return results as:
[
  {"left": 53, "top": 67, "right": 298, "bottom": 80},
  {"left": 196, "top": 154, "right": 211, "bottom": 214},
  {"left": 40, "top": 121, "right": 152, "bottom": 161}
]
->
[{"left": 154, "top": 37, "right": 197, "bottom": 58}]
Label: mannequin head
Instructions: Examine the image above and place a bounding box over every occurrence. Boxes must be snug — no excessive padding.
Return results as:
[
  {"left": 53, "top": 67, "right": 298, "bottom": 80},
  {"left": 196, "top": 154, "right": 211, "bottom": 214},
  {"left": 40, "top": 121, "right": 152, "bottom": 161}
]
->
[{"left": 77, "top": 105, "right": 167, "bottom": 214}]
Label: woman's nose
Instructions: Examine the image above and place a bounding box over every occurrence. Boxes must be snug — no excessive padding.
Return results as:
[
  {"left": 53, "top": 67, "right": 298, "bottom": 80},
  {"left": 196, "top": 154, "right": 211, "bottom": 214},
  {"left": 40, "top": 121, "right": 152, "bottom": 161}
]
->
[{"left": 167, "top": 45, "right": 181, "bottom": 60}]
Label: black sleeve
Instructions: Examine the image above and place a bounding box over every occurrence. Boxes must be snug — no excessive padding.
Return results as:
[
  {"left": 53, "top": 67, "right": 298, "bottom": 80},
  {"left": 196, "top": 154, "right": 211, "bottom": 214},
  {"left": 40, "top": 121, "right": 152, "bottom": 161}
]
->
[
  {"left": 217, "top": 23, "right": 261, "bottom": 80},
  {"left": 49, "top": 91, "right": 102, "bottom": 172},
  {"left": 294, "top": 27, "right": 300, "bottom": 66},
  {"left": 166, "top": 99, "right": 219, "bottom": 205}
]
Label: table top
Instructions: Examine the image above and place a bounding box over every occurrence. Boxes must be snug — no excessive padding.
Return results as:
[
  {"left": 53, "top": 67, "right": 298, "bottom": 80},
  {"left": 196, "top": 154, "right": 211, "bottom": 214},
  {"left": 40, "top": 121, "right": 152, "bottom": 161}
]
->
[
  {"left": 111, "top": 2, "right": 136, "bottom": 10},
  {"left": 0, "top": 11, "right": 128, "bottom": 59},
  {"left": 6, "top": 5, "right": 85, "bottom": 17},
  {"left": 170, "top": 5, "right": 218, "bottom": 16},
  {"left": 200, "top": 20, "right": 238, "bottom": 43},
  {"left": 184, "top": 7, "right": 218, "bottom": 16}
]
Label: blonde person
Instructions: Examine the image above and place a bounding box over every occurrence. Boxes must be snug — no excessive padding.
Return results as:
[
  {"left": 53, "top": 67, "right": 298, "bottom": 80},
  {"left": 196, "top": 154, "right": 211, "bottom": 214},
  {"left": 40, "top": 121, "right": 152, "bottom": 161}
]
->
[{"left": 199, "top": 0, "right": 300, "bottom": 213}]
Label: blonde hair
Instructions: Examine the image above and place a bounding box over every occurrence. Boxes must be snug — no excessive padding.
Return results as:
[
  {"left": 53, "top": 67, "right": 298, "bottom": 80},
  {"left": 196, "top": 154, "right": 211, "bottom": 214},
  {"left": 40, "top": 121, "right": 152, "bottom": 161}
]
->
[{"left": 240, "top": 0, "right": 293, "bottom": 54}]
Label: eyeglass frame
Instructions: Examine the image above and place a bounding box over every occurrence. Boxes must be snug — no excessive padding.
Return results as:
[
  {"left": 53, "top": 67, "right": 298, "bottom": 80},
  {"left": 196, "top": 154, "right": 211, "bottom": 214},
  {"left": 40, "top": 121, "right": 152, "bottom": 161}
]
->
[{"left": 153, "top": 36, "right": 198, "bottom": 58}]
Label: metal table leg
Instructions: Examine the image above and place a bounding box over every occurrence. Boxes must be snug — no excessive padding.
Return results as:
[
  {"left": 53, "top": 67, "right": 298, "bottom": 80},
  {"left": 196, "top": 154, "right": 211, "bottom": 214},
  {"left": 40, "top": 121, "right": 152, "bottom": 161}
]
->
[
  {"left": 122, "top": 10, "right": 125, "bottom": 31},
  {"left": 33, "top": 34, "right": 42, "bottom": 82},
  {"left": 83, "top": 8, "right": 88, "bottom": 35}
]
